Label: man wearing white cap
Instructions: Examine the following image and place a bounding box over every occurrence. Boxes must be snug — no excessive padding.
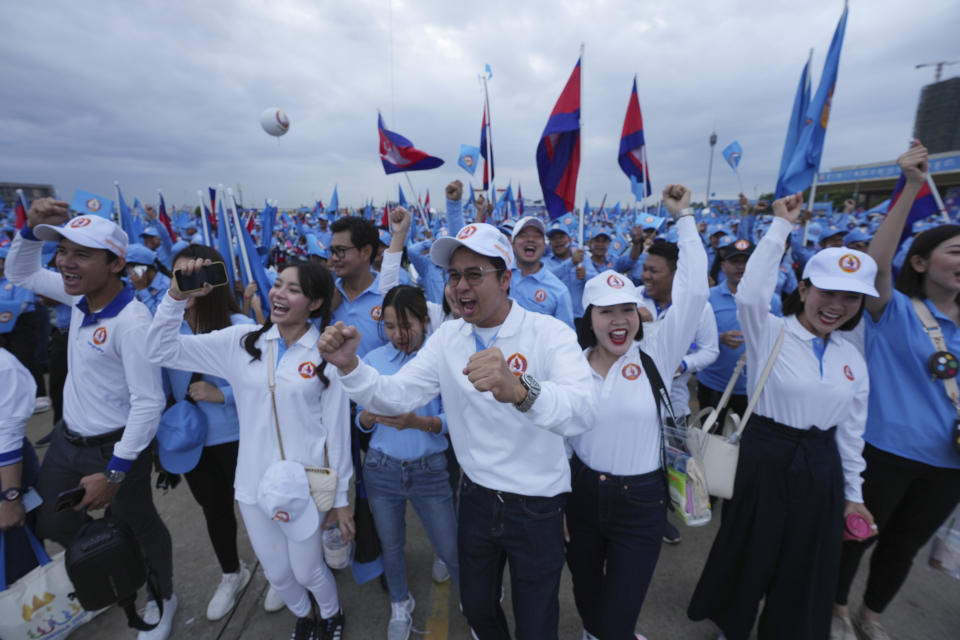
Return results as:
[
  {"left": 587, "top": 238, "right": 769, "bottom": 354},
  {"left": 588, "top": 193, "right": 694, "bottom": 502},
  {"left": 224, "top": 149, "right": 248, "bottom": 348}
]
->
[
  {"left": 5, "top": 199, "right": 174, "bottom": 640},
  {"left": 318, "top": 221, "right": 596, "bottom": 640},
  {"left": 510, "top": 216, "right": 575, "bottom": 329}
]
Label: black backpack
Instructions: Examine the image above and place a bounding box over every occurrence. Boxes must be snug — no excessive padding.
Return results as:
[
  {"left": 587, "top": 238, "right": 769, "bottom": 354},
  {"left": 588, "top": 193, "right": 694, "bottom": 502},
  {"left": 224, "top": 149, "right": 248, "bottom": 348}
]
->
[{"left": 65, "top": 517, "right": 163, "bottom": 631}]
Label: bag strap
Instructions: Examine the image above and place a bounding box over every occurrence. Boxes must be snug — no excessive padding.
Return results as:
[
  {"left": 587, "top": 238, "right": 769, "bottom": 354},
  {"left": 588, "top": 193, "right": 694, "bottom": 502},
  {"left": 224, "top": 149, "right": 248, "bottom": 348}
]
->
[
  {"left": 699, "top": 354, "right": 746, "bottom": 434},
  {"left": 268, "top": 339, "right": 330, "bottom": 467},
  {"left": 0, "top": 527, "right": 51, "bottom": 591},
  {"left": 733, "top": 326, "right": 786, "bottom": 440},
  {"left": 637, "top": 348, "right": 677, "bottom": 507},
  {"left": 118, "top": 567, "right": 163, "bottom": 631},
  {"left": 911, "top": 297, "right": 960, "bottom": 414},
  {"left": 183, "top": 371, "right": 204, "bottom": 406}
]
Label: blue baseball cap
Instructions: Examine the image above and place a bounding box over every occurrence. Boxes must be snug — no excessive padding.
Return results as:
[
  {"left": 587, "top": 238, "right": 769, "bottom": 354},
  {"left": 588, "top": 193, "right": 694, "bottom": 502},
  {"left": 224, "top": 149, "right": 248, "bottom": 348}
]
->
[
  {"left": 844, "top": 229, "right": 872, "bottom": 245},
  {"left": 156, "top": 402, "right": 207, "bottom": 474},
  {"left": 125, "top": 243, "right": 157, "bottom": 266},
  {"left": 378, "top": 229, "right": 392, "bottom": 246}
]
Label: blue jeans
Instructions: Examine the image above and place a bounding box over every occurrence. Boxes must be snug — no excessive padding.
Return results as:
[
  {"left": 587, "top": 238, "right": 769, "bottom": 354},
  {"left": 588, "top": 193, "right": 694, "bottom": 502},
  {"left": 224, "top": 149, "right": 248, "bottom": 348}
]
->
[
  {"left": 565, "top": 455, "right": 667, "bottom": 640},
  {"left": 363, "top": 448, "right": 460, "bottom": 602},
  {"left": 458, "top": 475, "right": 566, "bottom": 640}
]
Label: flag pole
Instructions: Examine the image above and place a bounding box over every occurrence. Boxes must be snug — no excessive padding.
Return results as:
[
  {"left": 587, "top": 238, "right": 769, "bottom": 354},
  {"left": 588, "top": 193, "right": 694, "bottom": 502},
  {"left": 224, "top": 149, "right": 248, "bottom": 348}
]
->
[
  {"left": 402, "top": 173, "right": 430, "bottom": 230},
  {"left": 112, "top": 182, "right": 122, "bottom": 226},
  {"left": 577, "top": 42, "right": 585, "bottom": 248},
  {"left": 926, "top": 173, "right": 951, "bottom": 223},
  {"left": 481, "top": 73, "right": 495, "bottom": 208},
  {"left": 227, "top": 187, "right": 253, "bottom": 284},
  {"left": 217, "top": 184, "right": 239, "bottom": 282},
  {"left": 197, "top": 190, "right": 211, "bottom": 246}
]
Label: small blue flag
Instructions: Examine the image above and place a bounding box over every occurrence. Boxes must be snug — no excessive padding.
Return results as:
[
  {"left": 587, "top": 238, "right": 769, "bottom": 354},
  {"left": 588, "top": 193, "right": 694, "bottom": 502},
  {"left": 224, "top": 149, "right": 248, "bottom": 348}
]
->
[
  {"left": 722, "top": 141, "right": 743, "bottom": 171},
  {"left": 458, "top": 144, "right": 480, "bottom": 175},
  {"left": 485, "top": 64, "right": 493, "bottom": 80},
  {"left": 70, "top": 190, "right": 113, "bottom": 219}
]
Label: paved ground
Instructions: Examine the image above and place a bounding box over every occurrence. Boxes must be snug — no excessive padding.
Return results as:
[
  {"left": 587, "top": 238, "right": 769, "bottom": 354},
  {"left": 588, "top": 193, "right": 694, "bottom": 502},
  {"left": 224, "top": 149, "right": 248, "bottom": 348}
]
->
[{"left": 22, "top": 409, "right": 960, "bottom": 640}]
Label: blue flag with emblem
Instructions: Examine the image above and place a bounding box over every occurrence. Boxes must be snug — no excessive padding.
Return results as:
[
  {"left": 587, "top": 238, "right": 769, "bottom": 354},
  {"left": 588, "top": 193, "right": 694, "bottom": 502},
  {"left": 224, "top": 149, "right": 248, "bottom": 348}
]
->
[
  {"left": 0, "top": 301, "right": 22, "bottom": 334},
  {"left": 722, "top": 141, "right": 743, "bottom": 171},
  {"left": 458, "top": 144, "right": 480, "bottom": 175},
  {"left": 70, "top": 190, "right": 113, "bottom": 219}
]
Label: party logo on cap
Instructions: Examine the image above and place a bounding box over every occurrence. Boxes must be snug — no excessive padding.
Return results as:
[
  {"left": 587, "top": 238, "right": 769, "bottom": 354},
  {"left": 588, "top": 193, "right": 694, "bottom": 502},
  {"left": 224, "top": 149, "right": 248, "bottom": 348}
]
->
[
  {"left": 622, "top": 363, "right": 641, "bottom": 380},
  {"left": 734, "top": 239, "right": 750, "bottom": 251},
  {"left": 457, "top": 225, "right": 478, "bottom": 239},
  {"left": 843, "top": 365, "right": 855, "bottom": 381},
  {"left": 298, "top": 362, "right": 316, "bottom": 379},
  {"left": 506, "top": 353, "right": 528, "bottom": 376},
  {"left": 93, "top": 327, "right": 107, "bottom": 345},
  {"left": 70, "top": 217, "right": 92, "bottom": 228},
  {"left": 86, "top": 198, "right": 101, "bottom": 212},
  {"left": 606, "top": 274, "right": 625, "bottom": 289},
  {"left": 0, "top": 311, "right": 12, "bottom": 324},
  {"left": 370, "top": 305, "right": 382, "bottom": 321},
  {"left": 839, "top": 254, "right": 861, "bottom": 273},
  {"left": 272, "top": 510, "right": 290, "bottom": 523},
  {"left": 534, "top": 289, "right": 547, "bottom": 303}
]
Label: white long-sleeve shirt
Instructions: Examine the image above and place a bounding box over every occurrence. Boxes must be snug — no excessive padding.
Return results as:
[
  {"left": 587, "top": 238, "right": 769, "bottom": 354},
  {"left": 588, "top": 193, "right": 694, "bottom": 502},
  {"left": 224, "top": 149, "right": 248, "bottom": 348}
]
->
[
  {"left": 737, "top": 217, "right": 868, "bottom": 502},
  {"left": 146, "top": 292, "right": 353, "bottom": 507},
  {"left": 6, "top": 231, "right": 165, "bottom": 466},
  {"left": 338, "top": 300, "right": 596, "bottom": 497},
  {"left": 0, "top": 348, "right": 36, "bottom": 466},
  {"left": 569, "top": 215, "right": 710, "bottom": 474}
]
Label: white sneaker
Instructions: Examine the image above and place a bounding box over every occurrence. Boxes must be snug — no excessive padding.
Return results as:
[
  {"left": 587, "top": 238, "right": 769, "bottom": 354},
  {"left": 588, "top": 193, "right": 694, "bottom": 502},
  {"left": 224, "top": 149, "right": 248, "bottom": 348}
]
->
[
  {"left": 206, "top": 564, "right": 251, "bottom": 621},
  {"left": 264, "top": 585, "right": 285, "bottom": 613},
  {"left": 831, "top": 613, "right": 856, "bottom": 640},
  {"left": 137, "top": 593, "right": 177, "bottom": 640},
  {"left": 432, "top": 555, "right": 450, "bottom": 583},
  {"left": 387, "top": 594, "right": 414, "bottom": 640},
  {"left": 582, "top": 630, "right": 599, "bottom": 640},
  {"left": 33, "top": 396, "right": 51, "bottom": 414}
]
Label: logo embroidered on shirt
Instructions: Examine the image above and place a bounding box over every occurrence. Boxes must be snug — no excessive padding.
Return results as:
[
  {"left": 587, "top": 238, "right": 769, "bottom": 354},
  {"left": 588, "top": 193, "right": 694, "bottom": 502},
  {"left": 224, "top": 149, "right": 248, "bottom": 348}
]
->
[
  {"left": 622, "top": 363, "right": 642, "bottom": 380},
  {"left": 370, "top": 305, "right": 382, "bottom": 321},
  {"left": 534, "top": 289, "right": 547, "bottom": 303},
  {"left": 0, "top": 312, "right": 11, "bottom": 323},
  {"left": 506, "top": 353, "right": 528, "bottom": 376},
  {"left": 838, "top": 254, "right": 861, "bottom": 273},
  {"left": 606, "top": 274, "right": 625, "bottom": 289},
  {"left": 457, "top": 225, "right": 478, "bottom": 239},
  {"left": 298, "top": 362, "right": 317, "bottom": 379},
  {"left": 843, "top": 365, "right": 855, "bottom": 381},
  {"left": 69, "top": 217, "right": 92, "bottom": 228},
  {"left": 92, "top": 327, "right": 107, "bottom": 345}
]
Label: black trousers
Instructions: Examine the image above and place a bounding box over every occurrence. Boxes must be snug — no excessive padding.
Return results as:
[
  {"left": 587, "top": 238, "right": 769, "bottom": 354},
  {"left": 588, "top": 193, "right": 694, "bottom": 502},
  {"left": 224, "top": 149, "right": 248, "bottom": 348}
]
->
[
  {"left": 183, "top": 440, "right": 241, "bottom": 574},
  {"left": 696, "top": 383, "right": 747, "bottom": 433},
  {"left": 35, "top": 422, "right": 174, "bottom": 598},
  {"left": 835, "top": 443, "right": 960, "bottom": 612},
  {"left": 48, "top": 327, "right": 68, "bottom": 423},
  {"left": 2, "top": 307, "right": 46, "bottom": 396},
  {"left": 688, "top": 415, "right": 844, "bottom": 640}
]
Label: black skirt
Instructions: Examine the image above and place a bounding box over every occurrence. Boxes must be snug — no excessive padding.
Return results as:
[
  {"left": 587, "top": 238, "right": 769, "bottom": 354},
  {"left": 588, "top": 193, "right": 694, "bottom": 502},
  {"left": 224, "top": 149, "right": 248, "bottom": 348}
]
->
[{"left": 687, "top": 414, "right": 845, "bottom": 640}]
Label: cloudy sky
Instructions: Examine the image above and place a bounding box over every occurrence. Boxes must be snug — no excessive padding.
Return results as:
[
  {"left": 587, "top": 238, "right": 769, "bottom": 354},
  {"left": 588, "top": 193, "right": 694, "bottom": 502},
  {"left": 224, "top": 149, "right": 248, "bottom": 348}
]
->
[{"left": 2, "top": 0, "right": 957, "bottom": 210}]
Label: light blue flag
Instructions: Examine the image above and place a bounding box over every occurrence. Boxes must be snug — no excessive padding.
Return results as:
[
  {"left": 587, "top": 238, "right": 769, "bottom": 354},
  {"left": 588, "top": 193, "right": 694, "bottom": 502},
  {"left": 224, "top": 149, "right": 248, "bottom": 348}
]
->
[
  {"left": 70, "top": 190, "right": 113, "bottom": 219},
  {"left": 458, "top": 144, "right": 480, "bottom": 175},
  {"left": 326, "top": 186, "right": 339, "bottom": 214},
  {"left": 775, "top": 53, "right": 813, "bottom": 197},
  {"left": 484, "top": 64, "right": 493, "bottom": 80},
  {"left": 780, "top": 2, "right": 848, "bottom": 196},
  {"left": 398, "top": 185, "right": 407, "bottom": 208},
  {"left": 722, "top": 141, "right": 743, "bottom": 171},
  {"left": 116, "top": 184, "right": 144, "bottom": 241}
]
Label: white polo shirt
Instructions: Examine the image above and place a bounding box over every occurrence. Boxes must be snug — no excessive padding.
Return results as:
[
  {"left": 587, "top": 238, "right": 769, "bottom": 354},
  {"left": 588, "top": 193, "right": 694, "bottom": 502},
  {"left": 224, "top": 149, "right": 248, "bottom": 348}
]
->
[
  {"left": 146, "top": 292, "right": 353, "bottom": 507},
  {"left": 338, "top": 300, "right": 596, "bottom": 497},
  {"left": 0, "top": 347, "right": 36, "bottom": 466},
  {"left": 6, "top": 232, "right": 165, "bottom": 467},
  {"left": 737, "top": 217, "right": 869, "bottom": 502}
]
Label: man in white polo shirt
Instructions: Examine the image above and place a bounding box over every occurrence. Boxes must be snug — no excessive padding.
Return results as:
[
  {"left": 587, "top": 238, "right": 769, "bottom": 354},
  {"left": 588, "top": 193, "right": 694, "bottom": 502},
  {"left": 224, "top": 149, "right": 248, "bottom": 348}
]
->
[
  {"left": 6, "top": 199, "right": 174, "bottom": 640},
  {"left": 318, "top": 222, "right": 596, "bottom": 640}
]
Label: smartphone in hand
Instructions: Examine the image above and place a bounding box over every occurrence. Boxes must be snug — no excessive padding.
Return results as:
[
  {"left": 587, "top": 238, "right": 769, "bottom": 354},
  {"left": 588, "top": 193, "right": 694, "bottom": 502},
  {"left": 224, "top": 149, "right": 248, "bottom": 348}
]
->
[{"left": 173, "top": 261, "right": 229, "bottom": 294}]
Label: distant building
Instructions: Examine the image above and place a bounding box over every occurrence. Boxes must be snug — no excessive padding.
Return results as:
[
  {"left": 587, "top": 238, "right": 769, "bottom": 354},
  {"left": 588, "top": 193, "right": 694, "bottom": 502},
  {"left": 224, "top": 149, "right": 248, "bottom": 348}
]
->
[
  {"left": 914, "top": 77, "right": 960, "bottom": 155},
  {"left": 0, "top": 182, "right": 56, "bottom": 208},
  {"left": 816, "top": 150, "right": 960, "bottom": 208}
]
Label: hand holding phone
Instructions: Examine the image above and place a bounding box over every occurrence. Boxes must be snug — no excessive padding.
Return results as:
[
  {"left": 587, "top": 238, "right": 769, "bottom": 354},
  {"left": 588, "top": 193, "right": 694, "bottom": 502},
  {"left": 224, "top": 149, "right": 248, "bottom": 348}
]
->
[{"left": 171, "top": 259, "right": 229, "bottom": 297}]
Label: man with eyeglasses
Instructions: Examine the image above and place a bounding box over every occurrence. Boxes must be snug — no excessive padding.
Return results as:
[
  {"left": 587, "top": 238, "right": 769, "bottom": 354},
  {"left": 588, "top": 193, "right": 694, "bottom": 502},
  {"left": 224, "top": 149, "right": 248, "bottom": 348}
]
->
[
  {"left": 327, "top": 216, "right": 388, "bottom": 357},
  {"left": 318, "top": 222, "right": 596, "bottom": 640}
]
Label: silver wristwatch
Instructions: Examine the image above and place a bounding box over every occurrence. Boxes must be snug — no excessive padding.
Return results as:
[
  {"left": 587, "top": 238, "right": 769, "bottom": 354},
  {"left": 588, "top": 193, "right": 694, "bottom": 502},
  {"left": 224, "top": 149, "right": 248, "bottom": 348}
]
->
[
  {"left": 514, "top": 374, "right": 541, "bottom": 413},
  {"left": 106, "top": 469, "right": 126, "bottom": 484}
]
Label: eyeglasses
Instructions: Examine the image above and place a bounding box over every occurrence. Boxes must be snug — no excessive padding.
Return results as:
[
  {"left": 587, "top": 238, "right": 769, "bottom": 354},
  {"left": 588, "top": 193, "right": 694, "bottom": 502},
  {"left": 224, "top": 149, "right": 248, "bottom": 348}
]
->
[
  {"left": 446, "top": 267, "right": 503, "bottom": 286},
  {"left": 329, "top": 245, "right": 358, "bottom": 259}
]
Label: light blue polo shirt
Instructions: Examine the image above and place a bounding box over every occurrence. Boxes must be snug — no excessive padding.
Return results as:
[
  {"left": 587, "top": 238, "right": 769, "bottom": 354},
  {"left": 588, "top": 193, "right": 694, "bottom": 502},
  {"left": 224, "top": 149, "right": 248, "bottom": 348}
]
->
[
  {"left": 510, "top": 265, "right": 574, "bottom": 328},
  {"left": 698, "top": 282, "right": 782, "bottom": 395},
  {"left": 544, "top": 254, "right": 596, "bottom": 318},
  {"left": 864, "top": 291, "right": 960, "bottom": 469},
  {"left": 613, "top": 253, "right": 647, "bottom": 287},
  {"left": 134, "top": 272, "right": 171, "bottom": 316},
  {"left": 329, "top": 271, "right": 387, "bottom": 358}
]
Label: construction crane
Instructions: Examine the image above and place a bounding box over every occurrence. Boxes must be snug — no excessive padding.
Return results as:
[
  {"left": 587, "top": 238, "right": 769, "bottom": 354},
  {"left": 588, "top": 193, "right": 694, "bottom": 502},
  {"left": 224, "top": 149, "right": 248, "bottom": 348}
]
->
[{"left": 916, "top": 61, "right": 960, "bottom": 82}]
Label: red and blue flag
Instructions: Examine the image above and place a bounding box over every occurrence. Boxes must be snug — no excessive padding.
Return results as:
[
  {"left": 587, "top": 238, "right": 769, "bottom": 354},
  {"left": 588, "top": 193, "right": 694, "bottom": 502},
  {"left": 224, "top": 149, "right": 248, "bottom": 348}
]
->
[
  {"left": 378, "top": 113, "right": 444, "bottom": 174},
  {"left": 618, "top": 76, "right": 652, "bottom": 199},
  {"left": 14, "top": 190, "right": 29, "bottom": 230},
  {"left": 889, "top": 173, "right": 940, "bottom": 245},
  {"left": 537, "top": 57, "right": 582, "bottom": 219},
  {"left": 480, "top": 102, "right": 494, "bottom": 190}
]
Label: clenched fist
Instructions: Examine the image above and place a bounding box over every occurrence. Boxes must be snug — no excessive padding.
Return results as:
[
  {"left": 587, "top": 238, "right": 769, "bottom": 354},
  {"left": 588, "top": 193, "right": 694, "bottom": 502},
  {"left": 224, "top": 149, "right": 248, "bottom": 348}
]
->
[
  {"left": 462, "top": 347, "right": 526, "bottom": 405},
  {"left": 317, "top": 321, "right": 362, "bottom": 373}
]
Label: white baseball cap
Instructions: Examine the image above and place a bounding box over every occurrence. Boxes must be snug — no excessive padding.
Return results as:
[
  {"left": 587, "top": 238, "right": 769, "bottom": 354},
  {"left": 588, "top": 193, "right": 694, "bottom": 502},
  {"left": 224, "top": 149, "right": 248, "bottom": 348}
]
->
[
  {"left": 34, "top": 215, "right": 129, "bottom": 258},
  {"left": 511, "top": 216, "right": 546, "bottom": 241},
  {"left": 256, "top": 460, "right": 320, "bottom": 541},
  {"left": 583, "top": 270, "right": 641, "bottom": 309},
  {"left": 802, "top": 247, "right": 879, "bottom": 297},
  {"left": 430, "top": 223, "right": 515, "bottom": 270}
]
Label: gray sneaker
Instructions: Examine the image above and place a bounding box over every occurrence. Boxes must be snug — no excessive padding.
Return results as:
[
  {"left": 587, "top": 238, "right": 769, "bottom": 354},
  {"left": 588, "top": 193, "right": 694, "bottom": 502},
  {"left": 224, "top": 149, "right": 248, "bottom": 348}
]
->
[
  {"left": 852, "top": 614, "right": 892, "bottom": 640},
  {"left": 387, "top": 594, "right": 414, "bottom": 640},
  {"left": 831, "top": 614, "right": 856, "bottom": 640},
  {"left": 432, "top": 555, "right": 451, "bottom": 583}
]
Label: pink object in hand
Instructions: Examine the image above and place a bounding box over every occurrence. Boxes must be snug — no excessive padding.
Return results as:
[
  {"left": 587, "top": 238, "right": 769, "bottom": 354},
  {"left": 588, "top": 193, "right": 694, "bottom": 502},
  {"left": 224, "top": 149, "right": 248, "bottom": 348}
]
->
[{"left": 844, "top": 513, "right": 873, "bottom": 541}]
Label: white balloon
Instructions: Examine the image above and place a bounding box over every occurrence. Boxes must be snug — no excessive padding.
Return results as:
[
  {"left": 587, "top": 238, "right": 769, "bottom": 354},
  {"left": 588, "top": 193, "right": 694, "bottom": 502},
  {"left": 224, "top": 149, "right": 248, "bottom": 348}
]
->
[{"left": 260, "top": 108, "right": 290, "bottom": 137}]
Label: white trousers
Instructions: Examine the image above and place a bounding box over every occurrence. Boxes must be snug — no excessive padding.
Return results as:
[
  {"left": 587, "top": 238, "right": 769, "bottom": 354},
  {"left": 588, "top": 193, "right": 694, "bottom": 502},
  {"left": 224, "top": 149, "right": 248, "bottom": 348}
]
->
[{"left": 238, "top": 501, "right": 339, "bottom": 618}]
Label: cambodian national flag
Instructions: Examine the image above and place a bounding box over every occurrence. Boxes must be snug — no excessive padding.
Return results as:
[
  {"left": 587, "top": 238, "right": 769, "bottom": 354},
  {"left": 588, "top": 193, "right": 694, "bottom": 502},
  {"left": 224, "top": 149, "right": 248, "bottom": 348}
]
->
[
  {"left": 618, "top": 76, "right": 651, "bottom": 199},
  {"left": 480, "top": 103, "right": 494, "bottom": 190},
  {"left": 157, "top": 191, "right": 178, "bottom": 242},
  {"left": 723, "top": 141, "right": 743, "bottom": 171},
  {"left": 14, "top": 190, "right": 29, "bottom": 230},
  {"left": 378, "top": 113, "right": 444, "bottom": 174},
  {"left": 517, "top": 184, "right": 524, "bottom": 217},
  {"left": 537, "top": 57, "right": 582, "bottom": 219},
  {"left": 889, "top": 173, "right": 940, "bottom": 246}
]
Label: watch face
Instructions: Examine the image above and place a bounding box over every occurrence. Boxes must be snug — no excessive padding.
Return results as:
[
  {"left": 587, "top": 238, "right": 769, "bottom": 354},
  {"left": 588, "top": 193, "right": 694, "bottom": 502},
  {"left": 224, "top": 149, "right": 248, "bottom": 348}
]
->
[{"left": 4, "top": 488, "right": 21, "bottom": 500}]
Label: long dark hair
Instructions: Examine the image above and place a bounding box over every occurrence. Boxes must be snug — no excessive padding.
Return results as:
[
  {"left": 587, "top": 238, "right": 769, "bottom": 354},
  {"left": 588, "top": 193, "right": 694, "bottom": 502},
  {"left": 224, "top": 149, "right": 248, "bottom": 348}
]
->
[
  {"left": 378, "top": 285, "right": 429, "bottom": 348},
  {"left": 173, "top": 245, "right": 239, "bottom": 334},
  {"left": 242, "top": 261, "right": 334, "bottom": 387},
  {"left": 895, "top": 224, "right": 960, "bottom": 299},
  {"left": 782, "top": 278, "right": 864, "bottom": 331}
]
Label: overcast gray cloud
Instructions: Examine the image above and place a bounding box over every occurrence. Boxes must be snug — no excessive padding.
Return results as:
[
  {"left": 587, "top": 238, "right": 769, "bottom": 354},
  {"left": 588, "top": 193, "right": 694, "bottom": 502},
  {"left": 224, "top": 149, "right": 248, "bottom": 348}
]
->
[{"left": 1, "top": 0, "right": 957, "bottom": 210}]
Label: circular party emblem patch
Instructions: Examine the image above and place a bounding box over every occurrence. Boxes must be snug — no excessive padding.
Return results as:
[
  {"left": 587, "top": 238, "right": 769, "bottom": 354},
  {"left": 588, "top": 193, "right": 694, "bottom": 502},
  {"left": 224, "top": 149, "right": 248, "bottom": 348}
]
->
[
  {"left": 506, "top": 353, "right": 528, "bottom": 376},
  {"left": 534, "top": 289, "right": 547, "bottom": 303},
  {"left": 92, "top": 327, "right": 108, "bottom": 345},
  {"left": 838, "top": 254, "right": 861, "bottom": 273},
  {"left": 70, "top": 217, "right": 92, "bottom": 228},
  {"left": 370, "top": 305, "right": 382, "bottom": 321},
  {"left": 622, "top": 363, "right": 641, "bottom": 380},
  {"left": 86, "top": 198, "right": 101, "bottom": 212},
  {"left": 843, "top": 365, "right": 855, "bottom": 381},
  {"left": 457, "top": 225, "right": 478, "bottom": 239},
  {"left": 606, "top": 274, "right": 625, "bottom": 289},
  {"left": 298, "top": 362, "right": 317, "bottom": 379},
  {"left": 0, "top": 311, "right": 12, "bottom": 323},
  {"left": 734, "top": 239, "right": 750, "bottom": 250},
  {"left": 272, "top": 510, "right": 290, "bottom": 523}
]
